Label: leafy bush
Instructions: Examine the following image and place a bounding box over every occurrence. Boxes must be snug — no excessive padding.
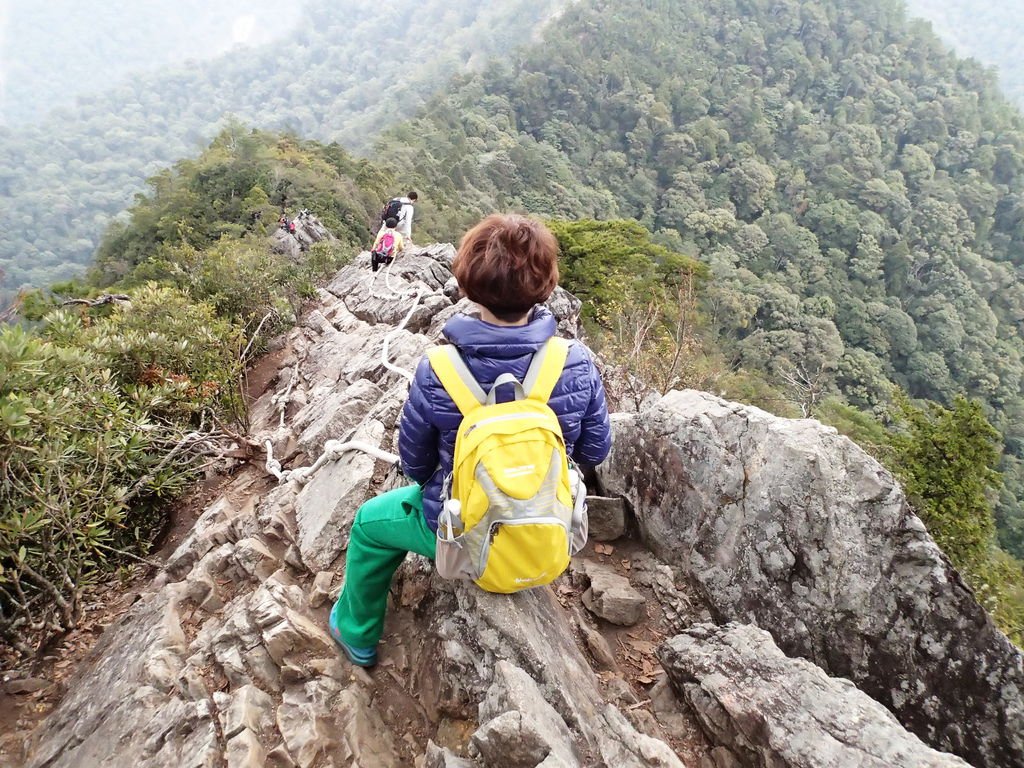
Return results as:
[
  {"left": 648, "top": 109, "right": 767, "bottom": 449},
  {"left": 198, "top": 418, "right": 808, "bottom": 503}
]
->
[
  {"left": 0, "top": 325, "right": 195, "bottom": 651},
  {"left": 547, "top": 219, "right": 706, "bottom": 326}
]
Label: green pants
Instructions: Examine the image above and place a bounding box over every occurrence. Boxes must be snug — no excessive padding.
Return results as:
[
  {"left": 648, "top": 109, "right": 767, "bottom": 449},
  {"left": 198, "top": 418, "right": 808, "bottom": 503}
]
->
[{"left": 329, "top": 484, "right": 436, "bottom": 648}]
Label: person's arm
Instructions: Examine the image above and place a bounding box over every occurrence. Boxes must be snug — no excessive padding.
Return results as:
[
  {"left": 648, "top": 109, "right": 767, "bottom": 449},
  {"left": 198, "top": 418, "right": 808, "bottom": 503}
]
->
[
  {"left": 399, "top": 357, "right": 440, "bottom": 484},
  {"left": 571, "top": 359, "right": 612, "bottom": 467}
]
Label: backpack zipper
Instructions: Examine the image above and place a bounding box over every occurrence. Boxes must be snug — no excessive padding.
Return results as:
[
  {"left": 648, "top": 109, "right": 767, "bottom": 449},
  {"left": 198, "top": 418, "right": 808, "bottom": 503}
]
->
[
  {"left": 465, "top": 412, "right": 552, "bottom": 435},
  {"left": 479, "top": 516, "right": 569, "bottom": 567}
]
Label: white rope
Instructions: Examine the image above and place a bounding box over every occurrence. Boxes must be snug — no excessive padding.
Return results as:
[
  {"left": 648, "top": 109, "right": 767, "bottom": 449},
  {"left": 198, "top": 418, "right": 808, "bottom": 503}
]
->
[
  {"left": 270, "top": 367, "right": 299, "bottom": 429},
  {"left": 265, "top": 438, "right": 400, "bottom": 485},
  {"left": 382, "top": 286, "right": 425, "bottom": 382},
  {"left": 263, "top": 251, "right": 429, "bottom": 484}
]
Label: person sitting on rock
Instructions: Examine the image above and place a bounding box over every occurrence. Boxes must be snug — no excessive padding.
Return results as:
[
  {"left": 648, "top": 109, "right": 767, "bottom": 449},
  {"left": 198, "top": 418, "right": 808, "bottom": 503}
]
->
[
  {"left": 328, "top": 213, "right": 612, "bottom": 668},
  {"left": 370, "top": 217, "right": 405, "bottom": 272}
]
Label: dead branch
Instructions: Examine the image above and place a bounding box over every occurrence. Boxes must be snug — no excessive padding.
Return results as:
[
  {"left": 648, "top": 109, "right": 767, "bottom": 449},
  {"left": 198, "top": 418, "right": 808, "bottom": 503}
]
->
[{"left": 61, "top": 294, "right": 131, "bottom": 308}]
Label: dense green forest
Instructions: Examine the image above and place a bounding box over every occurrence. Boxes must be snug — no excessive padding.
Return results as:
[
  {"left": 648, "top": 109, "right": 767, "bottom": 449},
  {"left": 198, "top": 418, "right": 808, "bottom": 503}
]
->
[
  {"left": 0, "top": 0, "right": 567, "bottom": 301},
  {"left": 371, "top": 0, "right": 1024, "bottom": 565},
  {"left": 905, "top": 0, "right": 1024, "bottom": 107},
  {"left": 1, "top": 0, "right": 305, "bottom": 125}
]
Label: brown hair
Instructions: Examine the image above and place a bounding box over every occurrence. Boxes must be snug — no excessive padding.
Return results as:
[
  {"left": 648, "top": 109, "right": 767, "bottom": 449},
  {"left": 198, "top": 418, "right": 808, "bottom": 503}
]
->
[{"left": 453, "top": 214, "right": 560, "bottom": 321}]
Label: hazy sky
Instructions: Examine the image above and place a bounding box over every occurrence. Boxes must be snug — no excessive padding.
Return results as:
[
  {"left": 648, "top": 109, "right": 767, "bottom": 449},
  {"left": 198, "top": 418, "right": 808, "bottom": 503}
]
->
[
  {"left": 0, "top": 0, "right": 9, "bottom": 115},
  {"left": 0, "top": 0, "right": 305, "bottom": 124}
]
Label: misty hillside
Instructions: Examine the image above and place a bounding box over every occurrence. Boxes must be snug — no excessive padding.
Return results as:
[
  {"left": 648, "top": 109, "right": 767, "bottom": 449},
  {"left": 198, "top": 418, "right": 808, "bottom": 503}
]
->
[
  {"left": 0, "top": 0, "right": 567, "bottom": 300},
  {"left": 0, "top": 0, "right": 306, "bottom": 125},
  {"left": 905, "top": 0, "right": 1024, "bottom": 107},
  {"left": 365, "top": 0, "right": 1024, "bottom": 570}
]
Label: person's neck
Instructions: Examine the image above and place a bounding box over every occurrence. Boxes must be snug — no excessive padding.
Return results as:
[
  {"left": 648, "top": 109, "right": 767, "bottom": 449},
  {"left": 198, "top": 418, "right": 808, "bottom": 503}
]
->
[{"left": 479, "top": 306, "right": 530, "bottom": 327}]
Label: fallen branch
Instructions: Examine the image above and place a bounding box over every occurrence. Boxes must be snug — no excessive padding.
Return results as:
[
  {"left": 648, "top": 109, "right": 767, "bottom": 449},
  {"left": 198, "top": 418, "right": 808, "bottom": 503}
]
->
[
  {"left": 61, "top": 294, "right": 131, "bottom": 308},
  {"left": 120, "top": 430, "right": 227, "bottom": 506},
  {"left": 240, "top": 309, "right": 280, "bottom": 362}
]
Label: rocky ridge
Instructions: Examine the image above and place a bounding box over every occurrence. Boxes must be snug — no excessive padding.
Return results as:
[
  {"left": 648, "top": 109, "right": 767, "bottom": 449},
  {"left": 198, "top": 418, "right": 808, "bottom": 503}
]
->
[
  {"left": 599, "top": 390, "right": 1024, "bottom": 767},
  {"left": 19, "top": 246, "right": 1021, "bottom": 768}
]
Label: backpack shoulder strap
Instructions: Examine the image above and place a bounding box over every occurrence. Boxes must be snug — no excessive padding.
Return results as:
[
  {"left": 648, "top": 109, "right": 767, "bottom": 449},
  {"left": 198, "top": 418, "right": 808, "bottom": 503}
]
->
[
  {"left": 523, "top": 337, "right": 570, "bottom": 404},
  {"left": 427, "top": 346, "right": 487, "bottom": 417}
]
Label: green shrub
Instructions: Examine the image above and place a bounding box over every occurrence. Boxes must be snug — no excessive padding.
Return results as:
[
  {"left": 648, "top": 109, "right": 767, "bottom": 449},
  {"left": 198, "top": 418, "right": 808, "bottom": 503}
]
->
[{"left": 0, "top": 324, "right": 199, "bottom": 651}]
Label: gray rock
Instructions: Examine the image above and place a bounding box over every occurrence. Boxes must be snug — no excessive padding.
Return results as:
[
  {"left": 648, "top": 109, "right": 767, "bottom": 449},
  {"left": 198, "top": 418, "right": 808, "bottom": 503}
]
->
[
  {"left": 599, "top": 389, "right": 1024, "bottom": 767},
  {"left": 544, "top": 286, "right": 582, "bottom": 337},
  {"left": 472, "top": 711, "right": 557, "bottom": 768},
  {"left": 580, "top": 562, "right": 646, "bottom": 626},
  {"left": 659, "top": 623, "right": 972, "bottom": 768},
  {"left": 270, "top": 215, "right": 335, "bottom": 261},
  {"left": 309, "top": 571, "right": 335, "bottom": 609},
  {"left": 476, "top": 661, "right": 578, "bottom": 766},
  {"left": 232, "top": 537, "right": 279, "bottom": 582},
  {"left": 326, "top": 262, "right": 451, "bottom": 333},
  {"left": 276, "top": 690, "right": 336, "bottom": 768},
  {"left": 293, "top": 419, "right": 383, "bottom": 571},
  {"left": 293, "top": 377, "right": 383, "bottom": 457},
  {"left": 423, "top": 740, "right": 478, "bottom": 768},
  {"left": 222, "top": 684, "right": 274, "bottom": 739},
  {"left": 573, "top": 609, "right": 618, "bottom": 670},
  {"left": 585, "top": 496, "right": 626, "bottom": 541},
  {"left": 4, "top": 677, "right": 51, "bottom": 694},
  {"left": 226, "top": 729, "right": 266, "bottom": 768},
  {"left": 419, "top": 578, "right": 682, "bottom": 768}
]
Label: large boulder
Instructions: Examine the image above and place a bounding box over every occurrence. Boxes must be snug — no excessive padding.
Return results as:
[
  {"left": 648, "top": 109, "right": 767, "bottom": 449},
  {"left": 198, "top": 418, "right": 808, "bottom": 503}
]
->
[
  {"left": 598, "top": 390, "right": 1024, "bottom": 767},
  {"left": 659, "top": 623, "right": 971, "bottom": 768},
  {"left": 410, "top": 567, "right": 684, "bottom": 768}
]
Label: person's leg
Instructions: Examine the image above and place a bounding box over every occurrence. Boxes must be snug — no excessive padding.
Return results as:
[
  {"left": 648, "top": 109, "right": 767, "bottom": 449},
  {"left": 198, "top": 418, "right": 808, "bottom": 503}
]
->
[{"left": 329, "top": 484, "right": 435, "bottom": 664}]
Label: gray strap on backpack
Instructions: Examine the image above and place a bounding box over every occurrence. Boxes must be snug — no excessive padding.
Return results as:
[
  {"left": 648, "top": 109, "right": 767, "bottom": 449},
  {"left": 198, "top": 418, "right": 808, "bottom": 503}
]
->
[
  {"left": 485, "top": 373, "right": 526, "bottom": 405},
  {"left": 434, "top": 346, "right": 487, "bottom": 405},
  {"left": 522, "top": 339, "right": 558, "bottom": 399},
  {"left": 437, "top": 338, "right": 558, "bottom": 407}
]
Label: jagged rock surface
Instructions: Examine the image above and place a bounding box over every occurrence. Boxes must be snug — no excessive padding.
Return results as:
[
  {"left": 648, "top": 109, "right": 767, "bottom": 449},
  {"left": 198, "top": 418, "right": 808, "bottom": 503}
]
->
[
  {"left": 270, "top": 213, "right": 336, "bottom": 259},
  {"left": 23, "top": 247, "right": 682, "bottom": 768},
  {"left": 23, "top": 246, "right": 1014, "bottom": 768},
  {"left": 659, "top": 623, "right": 971, "bottom": 768},
  {"left": 598, "top": 389, "right": 1024, "bottom": 767}
]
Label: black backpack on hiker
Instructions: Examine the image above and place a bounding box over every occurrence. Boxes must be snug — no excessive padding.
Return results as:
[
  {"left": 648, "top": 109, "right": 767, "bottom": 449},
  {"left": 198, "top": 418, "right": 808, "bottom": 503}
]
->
[{"left": 380, "top": 198, "right": 404, "bottom": 225}]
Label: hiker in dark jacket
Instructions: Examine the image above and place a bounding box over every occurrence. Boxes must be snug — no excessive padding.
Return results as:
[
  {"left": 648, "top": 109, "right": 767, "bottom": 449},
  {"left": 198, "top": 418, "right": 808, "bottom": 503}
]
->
[{"left": 329, "top": 214, "right": 611, "bottom": 667}]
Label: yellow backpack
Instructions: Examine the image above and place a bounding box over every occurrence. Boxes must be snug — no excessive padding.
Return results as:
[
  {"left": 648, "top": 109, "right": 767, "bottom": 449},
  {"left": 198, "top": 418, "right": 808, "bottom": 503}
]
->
[{"left": 427, "top": 337, "right": 588, "bottom": 593}]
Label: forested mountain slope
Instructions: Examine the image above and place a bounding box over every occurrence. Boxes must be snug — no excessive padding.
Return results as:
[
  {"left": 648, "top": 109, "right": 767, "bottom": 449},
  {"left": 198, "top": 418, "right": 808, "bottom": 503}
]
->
[
  {"left": 375, "top": 0, "right": 1024, "bottom": 557},
  {"left": 1, "top": 0, "right": 305, "bottom": 125},
  {"left": 905, "top": 0, "right": 1024, "bottom": 108},
  {"left": 0, "top": 0, "right": 567, "bottom": 300}
]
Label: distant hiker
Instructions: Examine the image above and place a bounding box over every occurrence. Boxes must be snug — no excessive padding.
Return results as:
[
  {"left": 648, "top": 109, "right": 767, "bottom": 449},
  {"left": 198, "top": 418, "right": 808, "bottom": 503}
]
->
[
  {"left": 288, "top": 219, "right": 297, "bottom": 235},
  {"left": 279, "top": 214, "right": 288, "bottom": 229},
  {"left": 329, "top": 214, "right": 612, "bottom": 668},
  {"left": 378, "top": 191, "right": 418, "bottom": 243},
  {"left": 370, "top": 217, "right": 404, "bottom": 272}
]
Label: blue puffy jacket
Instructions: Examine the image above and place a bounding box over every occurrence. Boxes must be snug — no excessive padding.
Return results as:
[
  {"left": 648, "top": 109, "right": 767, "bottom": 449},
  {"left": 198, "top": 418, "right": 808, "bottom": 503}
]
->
[{"left": 399, "top": 306, "right": 612, "bottom": 531}]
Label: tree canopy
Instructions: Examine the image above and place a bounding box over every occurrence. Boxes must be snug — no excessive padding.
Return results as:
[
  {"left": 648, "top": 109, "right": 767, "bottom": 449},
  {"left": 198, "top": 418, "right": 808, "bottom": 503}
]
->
[
  {"left": 905, "top": 0, "right": 1024, "bottom": 108},
  {"left": 373, "top": 0, "right": 1024, "bottom": 559}
]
